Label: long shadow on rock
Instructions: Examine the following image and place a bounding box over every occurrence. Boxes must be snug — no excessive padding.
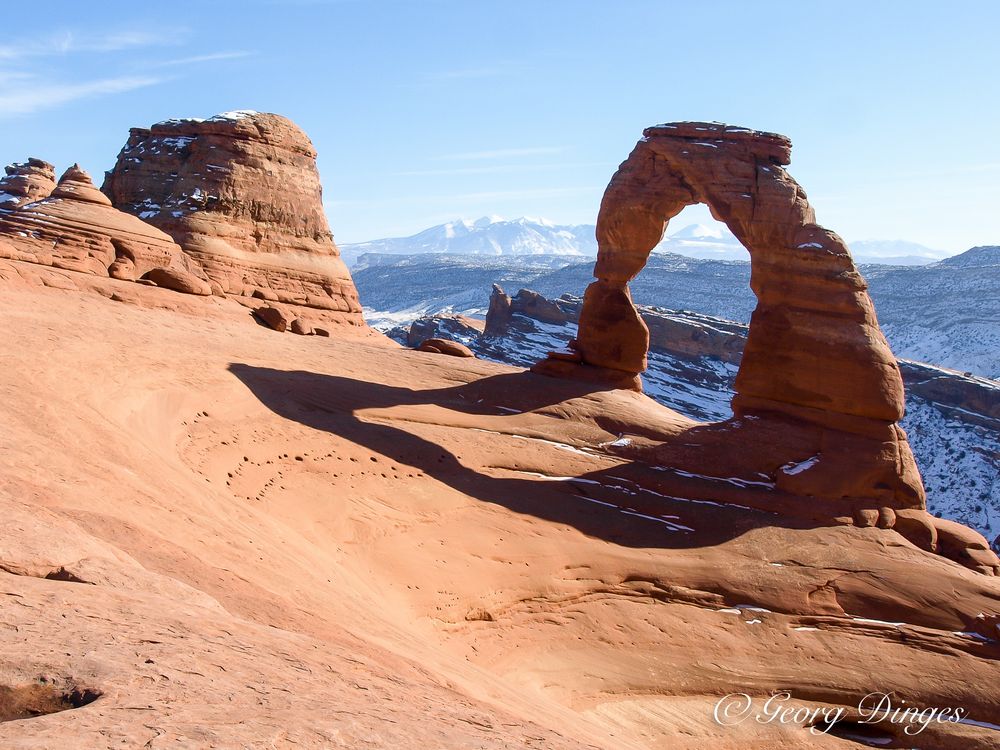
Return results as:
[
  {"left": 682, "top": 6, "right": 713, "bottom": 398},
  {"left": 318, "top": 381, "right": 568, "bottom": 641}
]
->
[{"left": 228, "top": 363, "right": 815, "bottom": 551}]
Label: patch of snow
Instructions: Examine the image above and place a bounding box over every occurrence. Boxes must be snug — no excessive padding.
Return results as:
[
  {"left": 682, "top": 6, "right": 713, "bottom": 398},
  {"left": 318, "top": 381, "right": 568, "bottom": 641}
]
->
[
  {"left": 959, "top": 717, "right": 1000, "bottom": 732},
  {"left": 781, "top": 455, "right": 820, "bottom": 476},
  {"left": 850, "top": 616, "right": 905, "bottom": 627}
]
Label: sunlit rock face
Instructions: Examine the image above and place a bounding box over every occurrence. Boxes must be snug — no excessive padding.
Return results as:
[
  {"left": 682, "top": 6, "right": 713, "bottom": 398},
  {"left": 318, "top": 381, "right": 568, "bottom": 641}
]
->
[{"left": 102, "top": 110, "right": 365, "bottom": 327}]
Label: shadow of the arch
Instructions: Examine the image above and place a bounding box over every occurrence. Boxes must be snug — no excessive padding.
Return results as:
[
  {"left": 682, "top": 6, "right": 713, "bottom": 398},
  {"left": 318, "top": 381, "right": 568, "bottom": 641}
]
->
[{"left": 228, "top": 362, "right": 822, "bottom": 552}]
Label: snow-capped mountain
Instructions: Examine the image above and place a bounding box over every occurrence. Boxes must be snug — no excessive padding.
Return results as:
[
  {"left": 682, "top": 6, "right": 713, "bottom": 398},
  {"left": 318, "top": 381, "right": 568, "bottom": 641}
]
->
[
  {"left": 654, "top": 222, "right": 748, "bottom": 261},
  {"left": 344, "top": 217, "right": 947, "bottom": 266},
  {"left": 655, "top": 224, "right": 947, "bottom": 265},
  {"left": 848, "top": 239, "right": 951, "bottom": 266},
  {"left": 340, "top": 216, "right": 597, "bottom": 265}
]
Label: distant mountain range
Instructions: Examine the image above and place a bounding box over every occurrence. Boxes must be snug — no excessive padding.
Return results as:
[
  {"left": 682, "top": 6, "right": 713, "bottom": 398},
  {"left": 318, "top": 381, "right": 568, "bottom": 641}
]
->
[
  {"left": 354, "top": 245, "right": 1000, "bottom": 380},
  {"left": 343, "top": 216, "right": 951, "bottom": 266},
  {"left": 340, "top": 216, "right": 596, "bottom": 266}
]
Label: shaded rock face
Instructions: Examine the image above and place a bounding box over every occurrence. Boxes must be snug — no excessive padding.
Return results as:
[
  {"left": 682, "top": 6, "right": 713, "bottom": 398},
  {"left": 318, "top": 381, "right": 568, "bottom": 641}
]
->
[
  {"left": 0, "top": 159, "right": 56, "bottom": 211},
  {"left": 533, "top": 122, "right": 929, "bottom": 539},
  {"left": 102, "top": 111, "right": 363, "bottom": 325},
  {"left": 0, "top": 165, "right": 200, "bottom": 281}
]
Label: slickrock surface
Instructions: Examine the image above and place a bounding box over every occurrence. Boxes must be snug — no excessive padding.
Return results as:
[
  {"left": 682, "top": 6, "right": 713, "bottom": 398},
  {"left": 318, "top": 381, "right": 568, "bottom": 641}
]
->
[
  {"left": 0, "top": 165, "right": 201, "bottom": 282},
  {"left": 0, "top": 159, "right": 56, "bottom": 211},
  {"left": 532, "top": 122, "right": 957, "bottom": 565},
  {"left": 102, "top": 110, "right": 364, "bottom": 327},
  {"left": 0, "top": 270, "right": 998, "bottom": 749}
]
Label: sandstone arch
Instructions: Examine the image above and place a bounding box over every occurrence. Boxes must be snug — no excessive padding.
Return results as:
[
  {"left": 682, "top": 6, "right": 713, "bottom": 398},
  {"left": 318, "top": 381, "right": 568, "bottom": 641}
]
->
[
  {"left": 539, "top": 122, "right": 903, "bottom": 421},
  {"left": 532, "top": 122, "right": 948, "bottom": 545}
]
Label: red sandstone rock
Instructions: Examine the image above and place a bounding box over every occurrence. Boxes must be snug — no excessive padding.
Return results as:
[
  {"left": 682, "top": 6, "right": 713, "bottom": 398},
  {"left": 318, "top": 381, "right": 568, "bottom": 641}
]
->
[
  {"left": 141, "top": 267, "right": 212, "bottom": 296},
  {"left": 528, "top": 121, "right": 993, "bottom": 570},
  {"left": 254, "top": 304, "right": 292, "bottom": 332},
  {"left": 417, "top": 338, "right": 475, "bottom": 358},
  {"left": 0, "top": 158, "right": 56, "bottom": 211},
  {"left": 483, "top": 284, "right": 513, "bottom": 338},
  {"left": 0, "top": 165, "right": 201, "bottom": 281},
  {"left": 290, "top": 318, "right": 313, "bottom": 335},
  {"left": 102, "top": 111, "right": 364, "bottom": 328}
]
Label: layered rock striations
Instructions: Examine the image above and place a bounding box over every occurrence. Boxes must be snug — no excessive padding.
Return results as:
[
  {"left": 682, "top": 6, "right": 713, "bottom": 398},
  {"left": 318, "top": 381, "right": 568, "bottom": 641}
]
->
[
  {"left": 0, "top": 165, "right": 202, "bottom": 284},
  {"left": 532, "top": 122, "right": 995, "bottom": 572},
  {"left": 0, "top": 159, "right": 57, "bottom": 212},
  {"left": 102, "top": 111, "right": 363, "bottom": 325}
]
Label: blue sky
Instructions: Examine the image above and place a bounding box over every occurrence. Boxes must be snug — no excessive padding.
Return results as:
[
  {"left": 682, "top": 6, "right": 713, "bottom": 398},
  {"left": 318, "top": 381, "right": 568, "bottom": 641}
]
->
[{"left": 1, "top": 1, "right": 998, "bottom": 251}]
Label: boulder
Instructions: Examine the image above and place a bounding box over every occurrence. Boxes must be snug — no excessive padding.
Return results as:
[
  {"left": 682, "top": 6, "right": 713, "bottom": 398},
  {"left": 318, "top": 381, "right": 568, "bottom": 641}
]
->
[
  {"left": 254, "top": 304, "right": 292, "bottom": 332},
  {"left": 417, "top": 338, "right": 475, "bottom": 358},
  {"left": 290, "top": 318, "right": 313, "bottom": 336},
  {"left": 141, "top": 267, "right": 212, "bottom": 296}
]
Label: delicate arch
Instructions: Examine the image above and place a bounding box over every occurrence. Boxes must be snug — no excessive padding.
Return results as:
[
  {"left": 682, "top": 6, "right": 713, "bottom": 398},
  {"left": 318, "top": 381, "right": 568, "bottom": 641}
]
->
[
  {"left": 536, "top": 121, "right": 903, "bottom": 427},
  {"left": 532, "top": 121, "right": 926, "bottom": 516}
]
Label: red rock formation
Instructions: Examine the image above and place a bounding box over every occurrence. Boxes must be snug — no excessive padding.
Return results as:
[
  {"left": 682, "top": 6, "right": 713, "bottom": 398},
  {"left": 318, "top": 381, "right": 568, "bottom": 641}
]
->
[
  {"left": 417, "top": 338, "right": 475, "bottom": 358},
  {"left": 102, "top": 111, "right": 364, "bottom": 327},
  {"left": 532, "top": 122, "right": 998, "bottom": 572},
  {"left": 0, "top": 165, "right": 201, "bottom": 282},
  {"left": 0, "top": 159, "right": 56, "bottom": 211}
]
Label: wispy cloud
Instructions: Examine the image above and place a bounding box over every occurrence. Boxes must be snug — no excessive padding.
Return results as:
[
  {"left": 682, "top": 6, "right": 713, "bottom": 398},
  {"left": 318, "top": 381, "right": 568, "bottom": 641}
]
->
[
  {"left": 0, "top": 30, "right": 180, "bottom": 59},
  {"left": 152, "top": 50, "right": 254, "bottom": 67},
  {"left": 0, "top": 76, "right": 162, "bottom": 118},
  {"left": 438, "top": 146, "right": 568, "bottom": 161},
  {"left": 0, "top": 27, "right": 189, "bottom": 118}
]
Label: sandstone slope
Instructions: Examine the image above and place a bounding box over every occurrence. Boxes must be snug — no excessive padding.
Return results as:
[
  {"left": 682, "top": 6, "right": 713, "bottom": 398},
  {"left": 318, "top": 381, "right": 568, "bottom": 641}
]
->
[{"left": 0, "top": 265, "right": 998, "bottom": 749}]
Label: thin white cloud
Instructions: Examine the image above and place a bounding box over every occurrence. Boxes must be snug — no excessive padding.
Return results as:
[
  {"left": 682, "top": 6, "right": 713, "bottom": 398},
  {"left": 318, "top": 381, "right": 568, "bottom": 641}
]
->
[
  {"left": 153, "top": 51, "right": 254, "bottom": 67},
  {"left": 438, "top": 146, "right": 568, "bottom": 161},
  {"left": 0, "top": 30, "right": 179, "bottom": 59},
  {"left": 0, "top": 76, "right": 162, "bottom": 118}
]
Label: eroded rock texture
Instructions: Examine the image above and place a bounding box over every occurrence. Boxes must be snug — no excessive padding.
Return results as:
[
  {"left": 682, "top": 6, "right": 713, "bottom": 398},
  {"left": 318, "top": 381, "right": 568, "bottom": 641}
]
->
[
  {"left": 0, "top": 159, "right": 56, "bottom": 212},
  {"left": 0, "top": 165, "right": 201, "bottom": 282},
  {"left": 102, "top": 111, "right": 364, "bottom": 326},
  {"left": 533, "top": 122, "right": 996, "bottom": 571}
]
